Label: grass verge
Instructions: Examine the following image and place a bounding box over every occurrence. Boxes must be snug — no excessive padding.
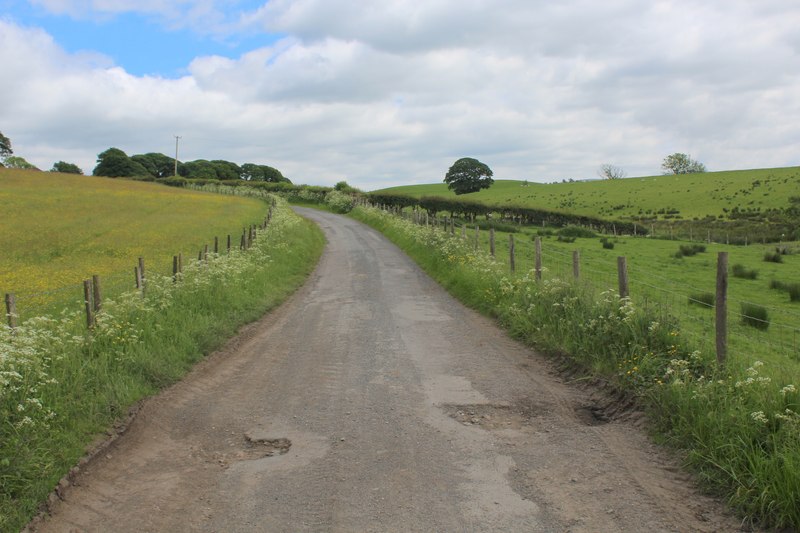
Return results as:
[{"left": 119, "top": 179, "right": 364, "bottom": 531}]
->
[
  {"left": 1, "top": 196, "right": 324, "bottom": 531},
  {"left": 350, "top": 205, "right": 800, "bottom": 530}
]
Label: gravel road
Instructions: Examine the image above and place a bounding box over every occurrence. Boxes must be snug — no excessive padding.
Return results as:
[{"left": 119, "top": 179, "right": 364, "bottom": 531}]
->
[{"left": 30, "top": 208, "right": 743, "bottom": 532}]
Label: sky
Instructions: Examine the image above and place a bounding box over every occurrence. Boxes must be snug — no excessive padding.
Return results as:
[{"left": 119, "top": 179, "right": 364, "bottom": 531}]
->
[{"left": 1, "top": 1, "right": 799, "bottom": 190}]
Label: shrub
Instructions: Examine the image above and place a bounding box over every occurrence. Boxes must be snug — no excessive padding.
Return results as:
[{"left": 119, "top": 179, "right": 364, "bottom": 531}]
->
[
  {"left": 789, "top": 284, "right": 800, "bottom": 302},
  {"left": 601, "top": 238, "right": 615, "bottom": 250},
  {"left": 741, "top": 302, "right": 770, "bottom": 330},
  {"left": 557, "top": 235, "right": 576, "bottom": 243},
  {"left": 769, "top": 279, "right": 788, "bottom": 291},
  {"left": 557, "top": 225, "right": 596, "bottom": 238},
  {"left": 731, "top": 263, "right": 758, "bottom": 280},
  {"left": 764, "top": 251, "right": 784, "bottom": 263},
  {"left": 688, "top": 292, "right": 715, "bottom": 308},
  {"left": 678, "top": 244, "right": 706, "bottom": 257},
  {"left": 324, "top": 190, "right": 355, "bottom": 213}
]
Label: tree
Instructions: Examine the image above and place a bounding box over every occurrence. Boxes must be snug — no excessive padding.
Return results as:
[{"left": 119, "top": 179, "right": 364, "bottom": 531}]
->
[
  {"left": 93, "top": 147, "right": 149, "bottom": 177},
  {"left": 240, "top": 163, "right": 289, "bottom": 183},
  {"left": 0, "top": 131, "right": 12, "bottom": 159},
  {"left": 598, "top": 164, "right": 626, "bottom": 180},
  {"left": 131, "top": 153, "right": 175, "bottom": 178},
  {"left": 3, "top": 156, "right": 39, "bottom": 170},
  {"left": 444, "top": 157, "right": 494, "bottom": 195},
  {"left": 51, "top": 161, "right": 83, "bottom": 174},
  {"left": 661, "top": 153, "right": 706, "bottom": 174}
]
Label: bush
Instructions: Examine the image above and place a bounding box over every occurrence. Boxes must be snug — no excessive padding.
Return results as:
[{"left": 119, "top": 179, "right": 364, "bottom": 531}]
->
[
  {"left": 688, "top": 292, "right": 715, "bottom": 308},
  {"left": 600, "top": 238, "right": 615, "bottom": 250},
  {"left": 536, "top": 229, "right": 555, "bottom": 237},
  {"left": 731, "top": 264, "right": 758, "bottom": 280},
  {"left": 678, "top": 244, "right": 706, "bottom": 257},
  {"left": 557, "top": 235, "right": 576, "bottom": 243},
  {"left": 741, "top": 302, "right": 769, "bottom": 330},
  {"left": 769, "top": 279, "right": 788, "bottom": 291},
  {"left": 557, "top": 225, "right": 596, "bottom": 238},
  {"left": 789, "top": 284, "right": 800, "bottom": 302},
  {"left": 764, "top": 251, "right": 784, "bottom": 263},
  {"left": 324, "top": 190, "right": 354, "bottom": 213}
]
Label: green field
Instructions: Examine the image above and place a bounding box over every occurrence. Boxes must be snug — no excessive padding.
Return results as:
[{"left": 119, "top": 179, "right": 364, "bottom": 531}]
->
[
  {"left": 0, "top": 169, "right": 268, "bottom": 317},
  {"left": 374, "top": 166, "right": 800, "bottom": 222}
]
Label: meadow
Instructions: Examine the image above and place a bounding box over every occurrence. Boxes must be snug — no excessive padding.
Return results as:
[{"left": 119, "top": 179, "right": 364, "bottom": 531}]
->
[
  {"left": 351, "top": 205, "right": 800, "bottom": 529},
  {"left": 0, "top": 179, "right": 325, "bottom": 531},
  {"left": 0, "top": 169, "right": 268, "bottom": 318},
  {"left": 375, "top": 166, "right": 800, "bottom": 224}
]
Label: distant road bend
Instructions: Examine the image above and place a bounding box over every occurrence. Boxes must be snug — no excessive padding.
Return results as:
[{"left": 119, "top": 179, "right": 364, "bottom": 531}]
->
[{"left": 32, "top": 208, "right": 741, "bottom": 532}]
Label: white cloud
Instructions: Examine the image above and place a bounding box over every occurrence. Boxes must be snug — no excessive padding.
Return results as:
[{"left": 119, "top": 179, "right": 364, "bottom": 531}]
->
[{"left": 2, "top": 1, "right": 800, "bottom": 189}]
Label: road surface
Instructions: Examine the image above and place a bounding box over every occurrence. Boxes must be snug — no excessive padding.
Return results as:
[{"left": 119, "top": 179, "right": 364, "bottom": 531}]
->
[{"left": 30, "top": 208, "right": 742, "bottom": 532}]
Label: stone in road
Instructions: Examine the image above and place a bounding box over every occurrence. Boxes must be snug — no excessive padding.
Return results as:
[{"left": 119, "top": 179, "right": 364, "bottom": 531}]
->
[{"left": 31, "top": 208, "right": 741, "bottom": 532}]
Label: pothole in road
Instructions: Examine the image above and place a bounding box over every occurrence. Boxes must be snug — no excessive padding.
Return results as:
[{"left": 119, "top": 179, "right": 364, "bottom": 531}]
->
[
  {"left": 444, "top": 402, "right": 547, "bottom": 430},
  {"left": 229, "top": 436, "right": 292, "bottom": 462}
]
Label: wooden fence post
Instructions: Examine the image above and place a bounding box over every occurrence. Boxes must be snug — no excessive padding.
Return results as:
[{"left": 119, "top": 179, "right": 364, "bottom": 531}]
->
[
  {"left": 92, "top": 275, "right": 102, "bottom": 314},
  {"left": 490, "top": 228, "right": 496, "bottom": 257},
  {"left": 240, "top": 232, "right": 246, "bottom": 250},
  {"left": 5, "top": 293, "right": 17, "bottom": 329},
  {"left": 214, "top": 236, "right": 219, "bottom": 254},
  {"left": 617, "top": 256, "right": 629, "bottom": 299},
  {"left": 138, "top": 257, "right": 145, "bottom": 289},
  {"left": 716, "top": 252, "right": 728, "bottom": 368},
  {"left": 83, "top": 279, "right": 95, "bottom": 329},
  {"left": 535, "top": 237, "right": 542, "bottom": 281},
  {"left": 204, "top": 244, "right": 209, "bottom": 262},
  {"left": 572, "top": 250, "right": 580, "bottom": 280},
  {"left": 509, "top": 234, "right": 516, "bottom": 273},
  {"left": 227, "top": 234, "right": 231, "bottom": 253},
  {"left": 135, "top": 266, "right": 143, "bottom": 291},
  {"left": 173, "top": 255, "right": 179, "bottom": 282}
]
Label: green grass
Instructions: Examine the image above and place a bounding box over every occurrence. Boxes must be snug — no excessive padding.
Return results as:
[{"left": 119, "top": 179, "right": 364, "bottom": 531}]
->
[
  {"left": 0, "top": 169, "right": 268, "bottom": 318},
  {"left": 0, "top": 195, "right": 325, "bottom": 532},
  {"left": 352, "top": 205, "right": 800, "bottom": 529},
  {"left": 373, "top": 166, "right": 800, "bottom": 223}
]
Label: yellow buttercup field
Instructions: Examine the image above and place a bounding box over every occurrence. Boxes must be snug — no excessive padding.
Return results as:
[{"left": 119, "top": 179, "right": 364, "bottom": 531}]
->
[{"left": 0, "top": 169, "right": 267, "bottom": 317}]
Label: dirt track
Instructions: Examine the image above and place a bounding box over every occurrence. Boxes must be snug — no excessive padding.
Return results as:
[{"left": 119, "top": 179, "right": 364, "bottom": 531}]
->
[{"left": 30, "top": 208, "right": 744, "bottom": 532}]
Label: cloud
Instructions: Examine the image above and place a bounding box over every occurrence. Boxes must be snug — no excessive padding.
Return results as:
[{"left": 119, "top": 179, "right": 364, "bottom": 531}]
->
[{"left": 2, "top": 1, "right": 800, "bottom": 190}]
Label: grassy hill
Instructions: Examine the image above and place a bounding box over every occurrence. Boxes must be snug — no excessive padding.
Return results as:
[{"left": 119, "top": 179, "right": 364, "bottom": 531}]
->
[
  {"left": 0, "top": 169, "right": 267, "bottom": 317},
  {"left": 373, "top": 166, "right": 800, "bottom": 222}
]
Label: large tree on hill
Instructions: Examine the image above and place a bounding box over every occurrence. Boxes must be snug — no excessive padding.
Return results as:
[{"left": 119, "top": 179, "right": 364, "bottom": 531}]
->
[
  {"left": 661, "top": 153, "right": 706, "bottom": 174},
  {"left": 93, "top": 147, "right": 149, "bottom": 177},
  {"left": 444, "top": 157, "right": 494, "bottom": 195},
  {"left": 51, "top": 161, "right": 83, "bottom": 174},
  {"left": 240, "top": 163, "right": 289, "bottom": 183}
]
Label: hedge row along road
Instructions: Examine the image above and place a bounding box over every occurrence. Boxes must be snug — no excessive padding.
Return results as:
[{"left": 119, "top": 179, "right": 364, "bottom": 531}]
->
[{"left": 31, "top": 208, "right": 741, "bottom": 532}]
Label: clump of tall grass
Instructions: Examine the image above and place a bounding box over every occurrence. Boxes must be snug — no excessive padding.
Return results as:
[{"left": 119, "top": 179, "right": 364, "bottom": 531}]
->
[
  {"left": 741, "top": 302, "right": 770, "bottom": 330},
  {"left": 600, "top": 237, "right": 615, "bottom": 249},
  {"left": 675, "top": 244, "right": 707, "bottom": 258},
  {"left": 688, "top": 292, "right": 715, "bottom": 308},
  {"left": 731, "top": 264, "right": 758, "bottom": 280},
  {"left": 768, "top": 280, "right": 800, "bottom": 302},
  {"left": 763, "top": 251, "right": 784, "bottom": 263}
]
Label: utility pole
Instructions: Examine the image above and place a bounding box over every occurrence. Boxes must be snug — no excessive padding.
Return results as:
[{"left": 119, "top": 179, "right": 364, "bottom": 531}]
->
[{"left": 173, "top": 135, "right": 181, "bottom": 176}]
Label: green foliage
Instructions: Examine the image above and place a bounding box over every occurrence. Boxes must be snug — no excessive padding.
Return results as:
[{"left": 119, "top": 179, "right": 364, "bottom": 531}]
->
[
  {"left": 50, "top": 161, "right": 83, "bottom": 174},
  {"left": 764, "top": 251, "right": 784, "bottom": 263},
  {"left": 0, "top": 130, "right": 11, "bottom": 158},
  {"left": 93, "top": 147, "right": 149, "bottom": 177},
  {"left": 240, "top": 163, "right": 288, "bottom": 183},
  {"left": 131, "top": 153, "right": 175, "bottom": 178},
  {"left": 324, "top": 190, "right": 355, "bottom": 213},
  {"left": 661, "top": 152, "right": 706, "bottom": 174},
  {"left": 444, "top": 157, "right": 494, "bottom": 195},
  {"left": 731, "top": 263, "right": 758, "bottom": 280},
  {"left": 675, "top": 244, "right": 706, "bottom": 258},
  {"left": 601, "top": 238, "right": 615, "bottom": 250},
  {"left": 2, "top": 156, "right": 39, "bottom": 170},
  {"left": 741, "top": 303, "right": 770, "bottom": 330},
  {"left": 688, "top": 292, "right": 715, "bottom": 308}
]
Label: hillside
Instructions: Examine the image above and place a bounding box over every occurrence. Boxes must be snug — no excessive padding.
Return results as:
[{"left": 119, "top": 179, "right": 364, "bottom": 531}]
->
[
  {"left": 373, "top": 166, "right": 800, "bottom": 222},
  {"left": 0, "top": 169, "right": 267, "bottom": 316}
]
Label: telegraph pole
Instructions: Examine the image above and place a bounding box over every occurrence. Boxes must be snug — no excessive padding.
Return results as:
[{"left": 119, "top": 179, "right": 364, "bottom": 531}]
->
[{"left": 173, "top": 135, "right": 181, "bottom": 176}]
